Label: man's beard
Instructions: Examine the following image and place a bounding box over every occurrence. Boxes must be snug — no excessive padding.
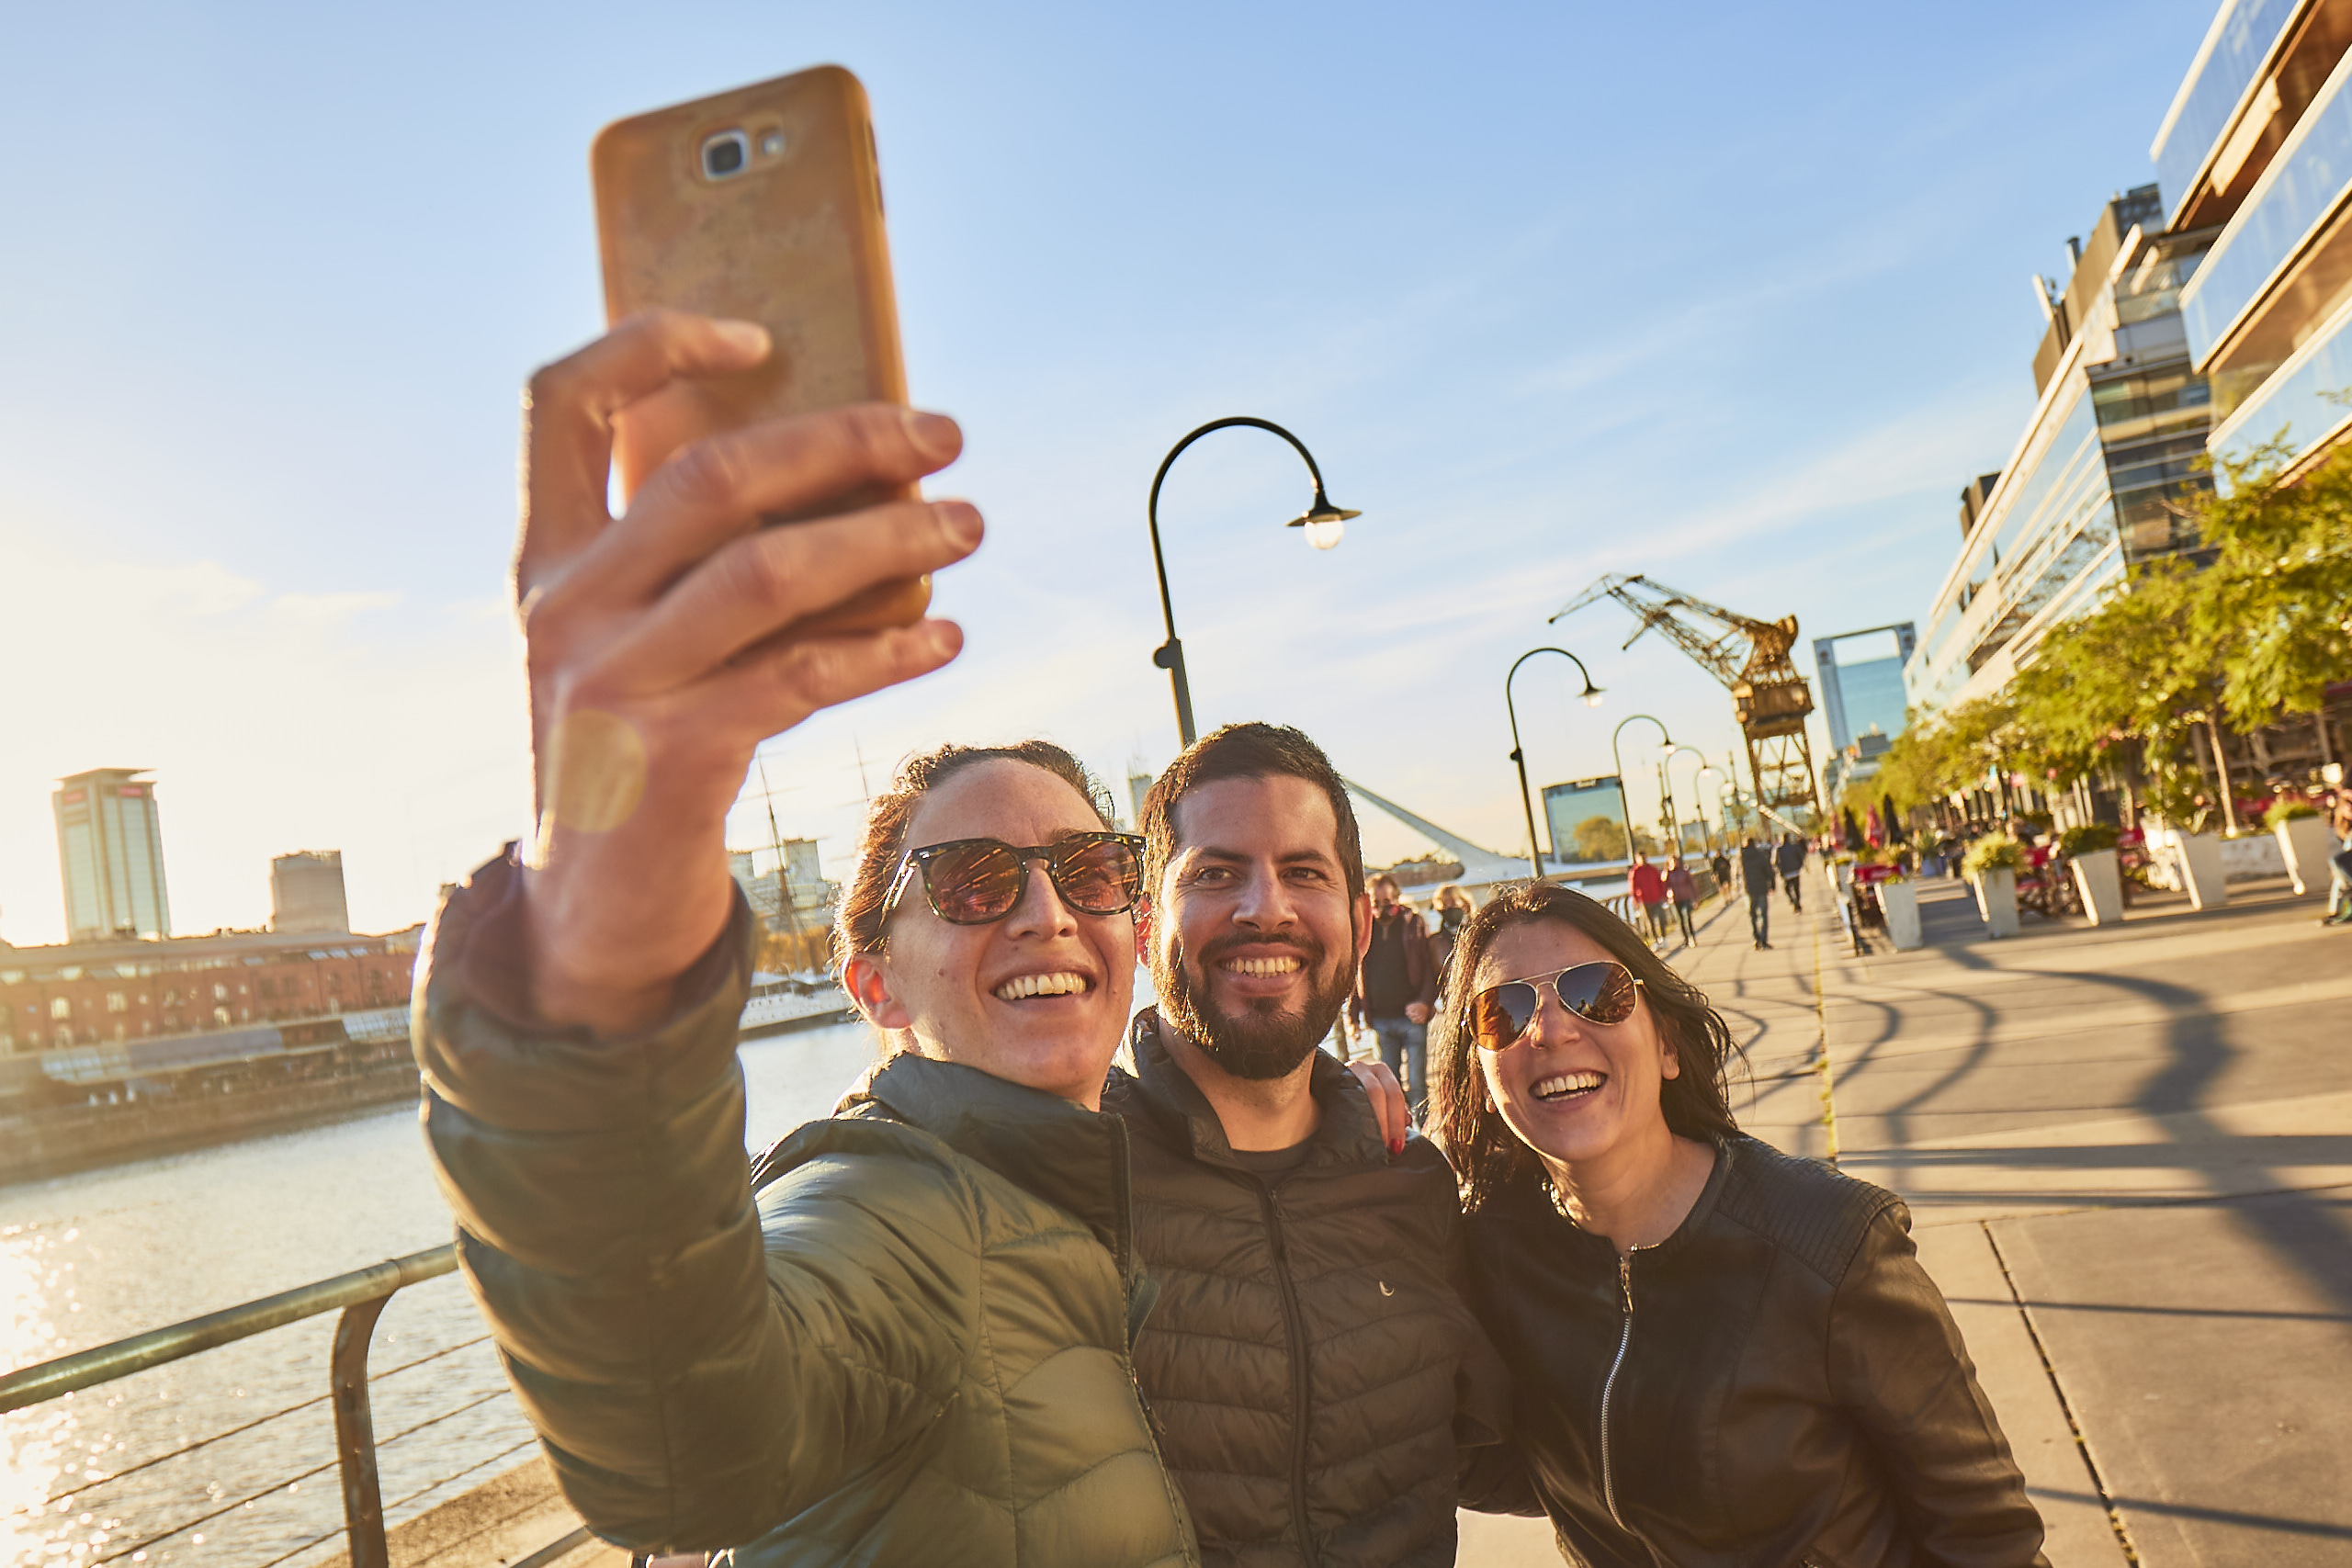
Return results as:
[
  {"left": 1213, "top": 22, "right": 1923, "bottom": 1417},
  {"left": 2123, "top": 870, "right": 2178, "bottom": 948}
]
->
[{"left": 1154, "top": 928, "right": 1355, "bottom": 1081}]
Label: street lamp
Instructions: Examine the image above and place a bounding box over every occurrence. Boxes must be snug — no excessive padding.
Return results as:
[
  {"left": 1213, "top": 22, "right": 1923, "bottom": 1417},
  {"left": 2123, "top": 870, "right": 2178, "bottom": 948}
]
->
[
  {"left": 1665, "top": 744, "right": 1713, "bottom": 850},
  {"left": 1146, "top": 416, "right": 1361, "bottom": 746},
  {"left": 1505, "top": 648, "right": 1606, "bottom": 882},
  {"left": 1610, "top": 715, "right": 1673, "bottom": 863}
]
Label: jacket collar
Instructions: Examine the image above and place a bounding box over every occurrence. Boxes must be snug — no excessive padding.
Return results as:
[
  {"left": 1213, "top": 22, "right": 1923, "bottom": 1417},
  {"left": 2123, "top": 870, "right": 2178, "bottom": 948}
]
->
[
  {"left": 1115, "top": 1006, "right": 1389, "bottom": 1171},
  {"left": 840, "top": 1052, "right": 1133, "bottom": 1263}
]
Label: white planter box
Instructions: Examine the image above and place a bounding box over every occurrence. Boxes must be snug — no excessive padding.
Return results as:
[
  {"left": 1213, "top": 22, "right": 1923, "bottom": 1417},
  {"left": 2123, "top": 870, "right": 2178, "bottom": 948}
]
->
[
  {"left": 1881, "top": 880, "right": 1923, "bottom": 950},
  {"left": 2218, "top": 832, "right": 2288, "bottom": 881},
  {"left": 2277, "top": 816, "right": 2340, "bottom": 897},
  {"left": 1972, "top": 866, "right": 2020, "bottom": 939},
  {"left": 2164, "top": 831, "right": 2229, "bottom": 909},
  {"left": 2070, "top": 849, "right": 2124, "bottom": 926}
]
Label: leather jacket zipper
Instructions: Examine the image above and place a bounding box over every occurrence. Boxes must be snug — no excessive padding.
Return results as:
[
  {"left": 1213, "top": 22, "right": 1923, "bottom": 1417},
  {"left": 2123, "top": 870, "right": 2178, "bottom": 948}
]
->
[
  {"left": 1259, "top": 1182, "right": 1317, "bottom": 1562},
  {"left": 1599, "top": 1252, "right": 1635, "bottom": 1534}
]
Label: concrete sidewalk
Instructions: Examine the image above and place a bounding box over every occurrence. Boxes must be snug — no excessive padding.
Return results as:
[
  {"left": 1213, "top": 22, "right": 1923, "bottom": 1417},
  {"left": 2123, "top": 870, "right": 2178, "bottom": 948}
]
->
[{"left": 1694, "top": 863, "right": 2352, "bottom": 1567}]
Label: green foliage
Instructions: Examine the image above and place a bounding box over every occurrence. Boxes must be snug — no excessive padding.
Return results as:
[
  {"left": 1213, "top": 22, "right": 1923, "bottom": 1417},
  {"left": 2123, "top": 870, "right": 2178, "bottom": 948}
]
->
[
  {"left": 1962, "top": 835, "right": 2026, "bottom": 877},
  {"left": 1566, "top": 815, "right": 1661, "bottom": 859},
  {"left": 2263, "top": 796, "right": 2320, "bottom": 826},
  {"left": 2010, "top": 558, "right": 2219, "bottom": 789},
  {"left": 2189, "top": 442, "right": 2352, "bottom": 728},
  {"left": 2058, "top": 823, "right": 2120, "bottom": 855},
  {"left": 1896, "top": 441, "right": 2350, "bottom": 822}
]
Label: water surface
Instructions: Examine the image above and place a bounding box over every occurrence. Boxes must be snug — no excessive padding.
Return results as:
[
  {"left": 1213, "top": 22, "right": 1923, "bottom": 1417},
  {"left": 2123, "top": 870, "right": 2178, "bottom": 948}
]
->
[{"left": 0, "top": 1021, "right": 884, "bottom": 1568}]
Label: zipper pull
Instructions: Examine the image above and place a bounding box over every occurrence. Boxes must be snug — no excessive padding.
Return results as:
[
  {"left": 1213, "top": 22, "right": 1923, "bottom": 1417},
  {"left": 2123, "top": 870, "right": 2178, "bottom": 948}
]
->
[{"left": 1619, "top": 1253, "right": 1634, "bottom": 1315}]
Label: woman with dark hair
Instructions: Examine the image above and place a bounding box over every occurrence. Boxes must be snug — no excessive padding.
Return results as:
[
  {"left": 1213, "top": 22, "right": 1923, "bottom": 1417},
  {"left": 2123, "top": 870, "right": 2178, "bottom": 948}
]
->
[{"left": 1432, "top": 883, "right": 2047, "bottom": 1568}]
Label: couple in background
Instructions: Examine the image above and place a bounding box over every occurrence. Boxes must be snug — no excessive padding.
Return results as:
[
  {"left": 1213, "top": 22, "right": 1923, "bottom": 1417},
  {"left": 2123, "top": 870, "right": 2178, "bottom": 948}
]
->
[{"left": 414, "top": 310, "right": 2049, "bottom": 1566}]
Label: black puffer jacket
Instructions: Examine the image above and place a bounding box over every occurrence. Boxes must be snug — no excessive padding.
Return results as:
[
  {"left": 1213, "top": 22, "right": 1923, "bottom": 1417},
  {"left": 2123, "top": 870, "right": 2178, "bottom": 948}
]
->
[
  {"left": 1464, "top": 1134, "right": 2048, "bottom": 1568},
  {"left": 1103, "top": 1010, "right": 1509, "bottom": 1568}
]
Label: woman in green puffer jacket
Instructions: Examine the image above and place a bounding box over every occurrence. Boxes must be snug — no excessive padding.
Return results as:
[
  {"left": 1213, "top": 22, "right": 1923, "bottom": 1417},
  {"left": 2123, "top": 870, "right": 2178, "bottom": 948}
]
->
[
  {"left": 417, "top": 310, "right": 1193, "bottom": 1568},
  {"left": 421, "top": 741, "right": 1195, "bottom": 1567}
]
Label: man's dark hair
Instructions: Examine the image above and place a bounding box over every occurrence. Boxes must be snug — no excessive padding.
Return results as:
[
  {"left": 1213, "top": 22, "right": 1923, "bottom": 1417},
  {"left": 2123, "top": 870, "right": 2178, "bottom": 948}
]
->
[{"left": 1139, "top": 722, "right": 1365, "bottom": 902}]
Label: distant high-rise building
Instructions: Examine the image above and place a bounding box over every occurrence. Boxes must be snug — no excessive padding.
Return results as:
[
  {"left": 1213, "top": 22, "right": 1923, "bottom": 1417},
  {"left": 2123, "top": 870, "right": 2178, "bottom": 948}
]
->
[
  {"left": 1816, "top": 626, "right": 1917, "bottom": 802},
  {"left": 271, "top": 851, "right": 351, "bottom": 933},
  {"left": 54, "top": 769, "right": 171, "bottom": 942},
  {"left": 1815, "top": 625, "right": 1917, "bottom": 753}
]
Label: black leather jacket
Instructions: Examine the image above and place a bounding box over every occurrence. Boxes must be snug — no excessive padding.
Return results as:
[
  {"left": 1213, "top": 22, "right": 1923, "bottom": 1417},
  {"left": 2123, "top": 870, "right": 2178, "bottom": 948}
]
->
[{"left": 1463, "top": 1135, "right": 2047, "bottom": 1568}]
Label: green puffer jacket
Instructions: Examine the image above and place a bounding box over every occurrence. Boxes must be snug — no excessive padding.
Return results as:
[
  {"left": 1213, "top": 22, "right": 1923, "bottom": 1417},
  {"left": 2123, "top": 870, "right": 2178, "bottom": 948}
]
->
[{"left": 414, "top": 853, "right": 1197, "bottom": 1568}]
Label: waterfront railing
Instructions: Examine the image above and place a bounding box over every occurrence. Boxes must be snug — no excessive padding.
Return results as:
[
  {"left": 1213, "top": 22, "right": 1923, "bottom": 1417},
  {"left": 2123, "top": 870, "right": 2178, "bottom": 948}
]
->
[{"left": 0, "top": 1244, "right": 585, "bottom": 1568}]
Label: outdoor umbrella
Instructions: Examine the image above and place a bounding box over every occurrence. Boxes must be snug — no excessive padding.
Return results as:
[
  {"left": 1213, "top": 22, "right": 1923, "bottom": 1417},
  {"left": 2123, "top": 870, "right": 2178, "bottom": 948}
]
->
[
  {"left": 1841, "top": 807, "right": 1864, "bottom": 852},
  {"left": 1882, "top": 792, "right": 1908, "bottom": 844}
]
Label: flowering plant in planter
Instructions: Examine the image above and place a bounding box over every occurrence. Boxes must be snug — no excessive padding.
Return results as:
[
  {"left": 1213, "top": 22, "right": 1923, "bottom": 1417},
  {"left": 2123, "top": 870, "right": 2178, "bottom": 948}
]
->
[{"left": 1962, "top": 836, "right": 2026, "bottom": 878}]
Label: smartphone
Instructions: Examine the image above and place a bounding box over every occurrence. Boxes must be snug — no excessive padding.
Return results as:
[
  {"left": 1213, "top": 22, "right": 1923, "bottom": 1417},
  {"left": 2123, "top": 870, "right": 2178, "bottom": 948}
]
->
[{"left": 592, "top": 65, "right": 929, "bottom": 634}]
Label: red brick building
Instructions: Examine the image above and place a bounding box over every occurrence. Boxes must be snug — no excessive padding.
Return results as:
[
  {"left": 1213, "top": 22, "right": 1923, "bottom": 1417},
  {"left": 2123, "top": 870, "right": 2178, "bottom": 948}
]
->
[{"left": 0, "top": 929, "right": 416, "bottom": 1056}]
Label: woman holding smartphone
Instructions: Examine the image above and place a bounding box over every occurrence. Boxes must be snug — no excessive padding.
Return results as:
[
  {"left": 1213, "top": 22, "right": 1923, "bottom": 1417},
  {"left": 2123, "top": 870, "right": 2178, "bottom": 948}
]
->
[
  {"left": 1430, "top": 883, "right": 2048, "bottom": 1568},
  {"left": 416, "top": 311, "right": 1194, "bottom": 1567}
]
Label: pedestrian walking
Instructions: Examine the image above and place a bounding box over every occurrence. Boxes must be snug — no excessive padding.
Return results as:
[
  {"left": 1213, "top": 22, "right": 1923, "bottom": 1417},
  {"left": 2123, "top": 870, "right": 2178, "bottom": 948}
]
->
[
  {"left": 1352, "top": 874, "right": 1440, "bottom": 1118},
  {"left": 1776, "top": 830, "right": 1807, "bottom": 911},
  {"left": 1739, "top": 835, "right": 1775, "bottom": 949},
  {"left": 1431, "top": 883, "right": 1475, "bottom": 985},
  {"left": 1664, "top": 854, "right": 1699, "bottom": 944},
  {"left": 1436, "top": 884, "right": 2050, "bottom": 1568},
  {"left": 2325, "top": 792, "right": 2352, "bottom": 927},
  {"left": 1708, "top": 845, "right": 1732, "bottom": 895},
  {"left": 1629, "top": 852, "right": 1669, "bottom": 942}
]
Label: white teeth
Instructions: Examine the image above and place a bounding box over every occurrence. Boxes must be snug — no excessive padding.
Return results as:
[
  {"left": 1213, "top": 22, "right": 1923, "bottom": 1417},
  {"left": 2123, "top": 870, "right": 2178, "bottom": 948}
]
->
[
  {"left": 1221, "top": 955, "right": 1303, "bottom": 976},
  {"left": 993, "top": 971, "right": 1089, "bottom": 1001},
  {"left": 1532, "top": 1072, "right": 1606, "bottom": 1100}
]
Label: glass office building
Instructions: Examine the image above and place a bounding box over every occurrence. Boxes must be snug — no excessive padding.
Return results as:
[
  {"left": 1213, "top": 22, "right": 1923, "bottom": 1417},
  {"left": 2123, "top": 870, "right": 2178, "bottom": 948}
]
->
[
  {"left": 2161, "top": 0, "right": 2352, "bottom": 476},
  {"left": 1908, "top": 190, "right": 2217, "bottom": 718},
  {"left": 53, "top": 769, "right": 172, "bottom": 942},
  {"left": 1816, "top": 625, "right": 1916, "bottom": 799}
]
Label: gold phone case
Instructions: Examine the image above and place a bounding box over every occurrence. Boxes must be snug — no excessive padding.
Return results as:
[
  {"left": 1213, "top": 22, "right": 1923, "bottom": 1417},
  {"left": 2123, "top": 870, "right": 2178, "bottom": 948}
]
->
[{"left": 593, "top": 65, "right": 928, "bottom": 634}]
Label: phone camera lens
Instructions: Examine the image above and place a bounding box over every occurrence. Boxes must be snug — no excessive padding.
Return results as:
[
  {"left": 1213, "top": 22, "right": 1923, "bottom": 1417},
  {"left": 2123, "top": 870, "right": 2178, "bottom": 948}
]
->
[{"left": 702, "top": 131, "right": 748, "bottom": 179}]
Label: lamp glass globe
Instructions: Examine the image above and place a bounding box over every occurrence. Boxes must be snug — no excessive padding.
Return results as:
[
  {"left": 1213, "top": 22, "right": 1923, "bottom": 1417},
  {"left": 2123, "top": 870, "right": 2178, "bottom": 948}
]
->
[
  {"left": 1581, "top": 689, "right": 1605, "bottom": 707},
  {"left": 1304, "top": 518, "right": 1345, "bottom": 550}
]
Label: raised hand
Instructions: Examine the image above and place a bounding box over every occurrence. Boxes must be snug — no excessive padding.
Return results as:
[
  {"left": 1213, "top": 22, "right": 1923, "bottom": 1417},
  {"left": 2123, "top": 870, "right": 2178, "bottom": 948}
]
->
[{"left": 510, "top": 310, "right": 980, "bottom": 1032}]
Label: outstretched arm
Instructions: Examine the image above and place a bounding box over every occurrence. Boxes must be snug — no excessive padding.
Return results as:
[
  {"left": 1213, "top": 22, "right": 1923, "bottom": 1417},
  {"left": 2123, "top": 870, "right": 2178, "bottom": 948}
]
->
[{"left": 418, "top": 311, "right": 984, "bottom": 1548}]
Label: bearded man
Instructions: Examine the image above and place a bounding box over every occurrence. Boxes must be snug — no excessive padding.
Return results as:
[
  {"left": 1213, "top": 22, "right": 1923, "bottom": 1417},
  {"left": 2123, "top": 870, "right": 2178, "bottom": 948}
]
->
[{"left": 1105, "top": 722, "right": 1512, "bottom": 1568}]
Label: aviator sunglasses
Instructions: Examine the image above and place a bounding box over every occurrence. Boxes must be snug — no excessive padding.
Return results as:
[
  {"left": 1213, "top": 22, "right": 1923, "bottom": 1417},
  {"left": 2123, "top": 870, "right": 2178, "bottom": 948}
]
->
[
  {"left": 1467, "top": 961, "right": 1643, "bottom": 1052},
  {"left": 879, "top": 832, "right": 1146, "bottom": 926}
]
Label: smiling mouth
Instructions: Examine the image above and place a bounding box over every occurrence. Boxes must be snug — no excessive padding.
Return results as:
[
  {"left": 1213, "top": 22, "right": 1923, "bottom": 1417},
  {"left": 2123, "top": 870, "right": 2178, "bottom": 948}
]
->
[
  {"left": 1532, "top": 1071, "right": 1606, "bottom": 1102},
  {"left": 994, "top": 971, "right": 1092, "bottom": 1002},
  {"left": 1220, "top": 955, "right": 1303, "bottom": 977}
]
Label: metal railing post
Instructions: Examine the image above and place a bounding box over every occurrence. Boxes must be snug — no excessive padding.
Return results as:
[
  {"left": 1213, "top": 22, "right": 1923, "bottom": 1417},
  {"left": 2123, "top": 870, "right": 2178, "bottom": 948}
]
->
[{"left": 332, "top": 1294, "right": 396, "bottom": 1568}]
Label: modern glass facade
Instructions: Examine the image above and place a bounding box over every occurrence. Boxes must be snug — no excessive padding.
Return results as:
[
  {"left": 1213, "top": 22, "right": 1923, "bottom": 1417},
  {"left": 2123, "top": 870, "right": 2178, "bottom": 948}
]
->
[
  {"left": 1910, "top": 220, "right": 2214, "bottom": 719},
  {"left": 53, "top": 770, "right": 172, "bottom": 942},
  {"left": 1815, "top": 625, "right": 1917, "bottom": 751},
  {"left": 2178, "top": 42, "right": 2352, "bottom": 363},
  {"left": 2154, "top": 0, "right": 2305, "bottom": 229},
  {"left": 2210, "top": 283, "right": 2352, "bottom": 465}
]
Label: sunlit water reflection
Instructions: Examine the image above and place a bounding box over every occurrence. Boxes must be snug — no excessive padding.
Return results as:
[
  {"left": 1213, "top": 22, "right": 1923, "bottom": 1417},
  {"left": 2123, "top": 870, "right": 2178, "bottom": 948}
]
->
[{"left": 0, "top": 1021, "right": 885, "bottom": 1568}]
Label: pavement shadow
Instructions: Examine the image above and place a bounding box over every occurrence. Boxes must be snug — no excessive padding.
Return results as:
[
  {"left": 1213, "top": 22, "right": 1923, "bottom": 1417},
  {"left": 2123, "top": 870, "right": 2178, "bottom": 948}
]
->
[{"left": 1922, "top": 939, "right": 2352, "bottom": 1315}]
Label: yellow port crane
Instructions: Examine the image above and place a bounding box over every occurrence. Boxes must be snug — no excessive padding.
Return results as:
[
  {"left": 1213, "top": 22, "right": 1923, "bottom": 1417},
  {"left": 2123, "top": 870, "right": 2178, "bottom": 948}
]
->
[{"left": 1550, "top": 574, "right": 1820, "bottom": 818}]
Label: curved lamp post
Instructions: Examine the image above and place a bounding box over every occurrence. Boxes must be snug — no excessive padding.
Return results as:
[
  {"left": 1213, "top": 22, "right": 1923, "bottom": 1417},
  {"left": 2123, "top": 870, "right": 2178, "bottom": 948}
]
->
[
  {"left": 1505, "top": 648, "right": 1605, "bottom": 881},
  {"left": 1609, "top": 715, "right": 1673, "bottom": 863},
  {"left": 1665, "top": 744, "right": 1713, "bottom": 851},
  {"left": 1147, "top": 417, "right": 1360, "bottom": 746}
]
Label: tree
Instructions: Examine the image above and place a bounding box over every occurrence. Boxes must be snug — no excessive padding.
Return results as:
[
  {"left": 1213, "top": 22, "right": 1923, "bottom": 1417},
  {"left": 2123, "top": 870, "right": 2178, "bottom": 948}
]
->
[
  {"left": 2187, "top": 441, "right": 2352, "bottom": 729},
  {"left": 1570, "top": 816, "right": 1626, "bottom": 862},
  {"left": 2011, "top": 558, "right": 2220, "bottom": 804}
]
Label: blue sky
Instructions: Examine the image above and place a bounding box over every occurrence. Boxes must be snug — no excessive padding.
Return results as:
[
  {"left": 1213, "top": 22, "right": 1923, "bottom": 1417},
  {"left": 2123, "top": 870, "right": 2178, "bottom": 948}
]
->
[{"left": 0, "top": 0, "right": 2218, "bottom": 942}]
